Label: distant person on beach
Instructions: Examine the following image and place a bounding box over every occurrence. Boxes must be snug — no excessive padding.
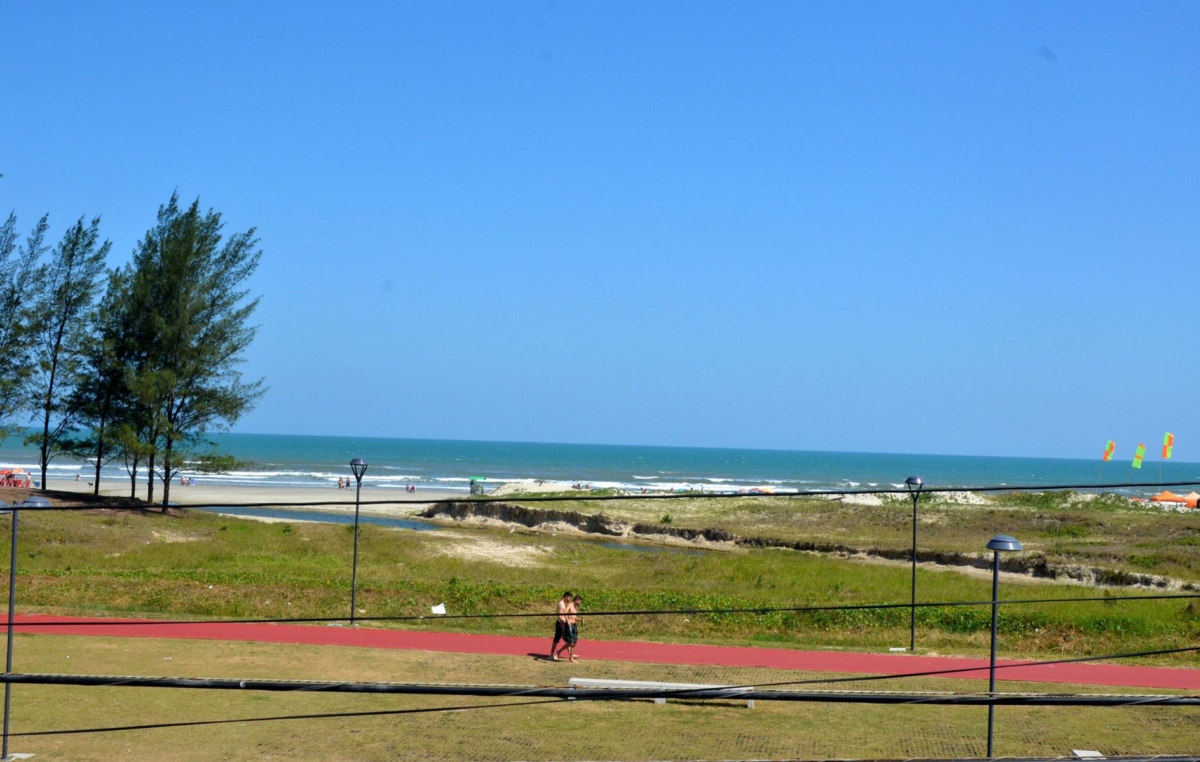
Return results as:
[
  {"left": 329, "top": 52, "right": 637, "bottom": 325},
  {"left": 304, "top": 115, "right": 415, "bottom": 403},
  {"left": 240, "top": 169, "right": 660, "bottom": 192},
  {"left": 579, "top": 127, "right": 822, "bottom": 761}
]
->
[
  {"left": 550, "top": 591, "right": 573, "bottom": 661},
  {"left": 338, "top": 477, "right": 344, "bottom": 489}
]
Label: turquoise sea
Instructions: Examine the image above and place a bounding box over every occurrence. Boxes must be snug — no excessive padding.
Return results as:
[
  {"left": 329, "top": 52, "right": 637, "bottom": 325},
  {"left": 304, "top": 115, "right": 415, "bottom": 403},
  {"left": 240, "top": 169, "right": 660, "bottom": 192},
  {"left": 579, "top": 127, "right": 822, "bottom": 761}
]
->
[{"left": 2, "top": 433, "right": 1197, "bottom": 495}]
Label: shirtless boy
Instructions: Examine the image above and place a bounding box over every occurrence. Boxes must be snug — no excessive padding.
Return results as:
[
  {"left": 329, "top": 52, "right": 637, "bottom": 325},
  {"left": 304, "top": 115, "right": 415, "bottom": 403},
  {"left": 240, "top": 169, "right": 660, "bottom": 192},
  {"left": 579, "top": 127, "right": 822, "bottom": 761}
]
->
[
  {"left": 561, "top": 594, "right": 582, "bottom": 662},
  {"left": 550, "top": 591, "right": 573, "bottom": 661}
]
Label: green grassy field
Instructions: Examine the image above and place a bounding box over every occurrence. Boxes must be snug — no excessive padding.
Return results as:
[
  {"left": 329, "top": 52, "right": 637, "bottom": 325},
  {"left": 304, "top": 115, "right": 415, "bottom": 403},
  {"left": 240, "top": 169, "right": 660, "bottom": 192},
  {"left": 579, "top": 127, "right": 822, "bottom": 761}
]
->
[
  {"left": 7, "top": 634, "right": 1198, "bottom": 761},
  {"left": 4, "top": 504, "right": 1199, "bottom": 661},
  {"left": 501, "top": 490, "right": 1200, "bottom": 582}
]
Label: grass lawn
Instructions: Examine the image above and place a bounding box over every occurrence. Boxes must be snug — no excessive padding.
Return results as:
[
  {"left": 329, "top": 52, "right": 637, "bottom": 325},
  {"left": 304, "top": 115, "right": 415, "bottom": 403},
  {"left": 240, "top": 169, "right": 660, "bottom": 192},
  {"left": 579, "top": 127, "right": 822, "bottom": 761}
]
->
[
  {"left": 7, "top": 634, "right": 1199, "bottom": 761},
  {"left": 3, "top": 506, "right": 1199, "bottom": 661},
  {"left": 502, "top": 490, "right": 1200, "bottom": 582}
]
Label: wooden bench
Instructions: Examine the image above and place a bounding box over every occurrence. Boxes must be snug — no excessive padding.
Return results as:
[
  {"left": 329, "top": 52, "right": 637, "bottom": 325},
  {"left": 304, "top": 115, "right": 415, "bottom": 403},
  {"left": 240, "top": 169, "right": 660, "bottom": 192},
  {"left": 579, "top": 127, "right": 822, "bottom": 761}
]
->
[{"left": 567, "top": 678, "right": 754, "bottom": 708}]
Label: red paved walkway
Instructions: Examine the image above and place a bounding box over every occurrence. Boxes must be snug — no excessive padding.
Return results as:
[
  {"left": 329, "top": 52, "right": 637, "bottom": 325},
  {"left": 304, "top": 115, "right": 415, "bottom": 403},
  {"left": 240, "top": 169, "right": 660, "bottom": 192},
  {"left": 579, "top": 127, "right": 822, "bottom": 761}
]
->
[{"left": 13, "top": 615, "right": 1199, "bottom": 691}]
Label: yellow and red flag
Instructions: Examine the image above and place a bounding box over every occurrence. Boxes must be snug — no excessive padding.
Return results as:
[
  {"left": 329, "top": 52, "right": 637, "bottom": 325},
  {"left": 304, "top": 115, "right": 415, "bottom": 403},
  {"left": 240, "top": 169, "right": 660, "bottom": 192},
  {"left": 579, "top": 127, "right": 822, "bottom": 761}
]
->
[
  {"left": 1162, "top": 432, "right": 1174, "bottom": 460},
  {"left": 1132, "top": 443, "right": 1146, "bottom": 469},
  {"left": 1102, "top": 441, "right": 1115, "bottom": 462}
]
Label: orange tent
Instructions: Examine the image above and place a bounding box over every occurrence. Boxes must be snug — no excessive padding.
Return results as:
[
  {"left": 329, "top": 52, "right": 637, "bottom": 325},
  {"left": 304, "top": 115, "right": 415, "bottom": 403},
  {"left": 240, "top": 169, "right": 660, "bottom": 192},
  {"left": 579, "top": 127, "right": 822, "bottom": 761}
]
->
[
  {"left": 1186, "top": 492, "right": 1200, "bottom": 508},
  {"left": 1150, "top": 490, "right": 1189, "bottom": 504}
]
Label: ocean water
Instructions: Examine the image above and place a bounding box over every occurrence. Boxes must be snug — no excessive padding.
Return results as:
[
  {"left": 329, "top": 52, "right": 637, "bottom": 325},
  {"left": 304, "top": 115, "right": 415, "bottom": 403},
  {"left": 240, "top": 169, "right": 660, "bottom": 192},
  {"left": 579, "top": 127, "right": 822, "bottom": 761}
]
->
[{"left": 2, "top": 433, "right": 1197, "bottom": 495}]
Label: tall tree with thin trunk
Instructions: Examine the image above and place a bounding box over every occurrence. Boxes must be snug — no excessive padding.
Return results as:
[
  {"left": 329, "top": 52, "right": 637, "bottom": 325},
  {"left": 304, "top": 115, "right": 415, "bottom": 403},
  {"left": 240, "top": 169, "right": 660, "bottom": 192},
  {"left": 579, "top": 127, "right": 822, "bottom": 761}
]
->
[
  {"left": 67, "top": 270, "right": 137, "bottom": 495},
  {"left": 0, "top": 214, "right": 48, "bottom": 440},
  {"left": 24, "top": 217, "right": 111, "bottom": 490},
  {"left": 126, "top": 193, "right": 265, "bottom": 509}
]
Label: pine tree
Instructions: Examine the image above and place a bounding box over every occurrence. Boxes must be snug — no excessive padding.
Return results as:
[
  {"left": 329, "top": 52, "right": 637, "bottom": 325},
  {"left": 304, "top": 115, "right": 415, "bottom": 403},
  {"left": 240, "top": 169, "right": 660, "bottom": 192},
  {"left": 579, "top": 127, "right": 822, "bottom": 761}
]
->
[
  {"left": 25, "top": 217, "right": 111, "bottom": 490},
  {"left": 125, "top": 194, "right": 265, "bottom": 509},
  {"left": 67, "top": 270, "right": 137, "bottom": 495},
  {"left": 0, "top": 214, "right": 48, "bottom": 440}
]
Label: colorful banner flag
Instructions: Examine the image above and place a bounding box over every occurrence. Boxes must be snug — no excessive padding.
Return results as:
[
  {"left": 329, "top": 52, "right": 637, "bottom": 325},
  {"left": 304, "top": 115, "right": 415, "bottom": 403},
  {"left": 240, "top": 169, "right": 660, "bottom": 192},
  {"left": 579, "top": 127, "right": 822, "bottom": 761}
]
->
[
  {"left": 1102, "top": 441, "right": 1115, "bottom": 462},
  {"left": 1132, "top": 443, "right": 1146, "bottom": 469},
  {"left": 1162, "top": 432, "right": 1174, "bottom": 460}
]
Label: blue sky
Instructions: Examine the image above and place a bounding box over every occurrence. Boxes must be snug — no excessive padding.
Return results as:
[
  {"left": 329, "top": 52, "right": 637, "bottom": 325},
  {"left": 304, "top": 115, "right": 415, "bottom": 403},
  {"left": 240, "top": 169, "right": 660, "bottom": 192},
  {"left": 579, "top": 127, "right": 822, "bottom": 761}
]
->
[{"left": 2, "top": 2, "right": 1197, "bottom": 459}]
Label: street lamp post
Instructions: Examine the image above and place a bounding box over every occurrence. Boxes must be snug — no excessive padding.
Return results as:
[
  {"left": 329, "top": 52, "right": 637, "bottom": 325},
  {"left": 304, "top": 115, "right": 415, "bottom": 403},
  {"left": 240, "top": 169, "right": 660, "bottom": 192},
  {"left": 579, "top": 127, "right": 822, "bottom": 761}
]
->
[
  {"left": 348, "top": 458, "right": 368, "bottom": 626},
  {"left": 5, "top": 495, "right": 49, "bottom": 761},
  {"left": 3, "top": 501, "right": 19, "bottom": 762},
  {"left": 985, "top": 533, "right": 1023, "bottom": 759},
  {"left": 904, "top": 476, "right": 923, "bottom": 652}
]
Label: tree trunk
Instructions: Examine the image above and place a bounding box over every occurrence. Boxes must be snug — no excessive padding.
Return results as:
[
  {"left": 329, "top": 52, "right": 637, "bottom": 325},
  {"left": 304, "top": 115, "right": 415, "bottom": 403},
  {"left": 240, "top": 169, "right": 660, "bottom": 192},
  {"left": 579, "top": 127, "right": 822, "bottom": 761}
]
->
[
  {"left": 129, "top": 455, "right": 139, "bottom": 498},
  {"left": 161, "top": 437, "right": 172, "bottom": 511},
  {"left": 39, "top": 399, "right": 52, "bottom": 491},
  {"left": 92, "top": 424, "right": 104, "bottom": 497},
  {"left": 146, "top": 452, "right": 155, "bottom": 504},
  {"left": 38, "top": 340, "right": 61, "bottom": 492}
]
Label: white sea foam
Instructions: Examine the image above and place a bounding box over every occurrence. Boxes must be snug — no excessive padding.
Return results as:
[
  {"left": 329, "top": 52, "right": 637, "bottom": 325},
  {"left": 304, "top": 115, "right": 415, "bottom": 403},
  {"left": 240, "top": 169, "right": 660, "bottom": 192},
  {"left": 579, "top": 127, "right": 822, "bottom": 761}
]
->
[{"left": 0, "top": 462, "right": 79, "bottom": 471}]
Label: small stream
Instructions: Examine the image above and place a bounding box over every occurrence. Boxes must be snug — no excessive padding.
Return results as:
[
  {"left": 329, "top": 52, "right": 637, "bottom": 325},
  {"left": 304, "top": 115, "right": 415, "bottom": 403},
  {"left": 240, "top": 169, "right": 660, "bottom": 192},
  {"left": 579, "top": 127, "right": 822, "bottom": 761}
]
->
[{"left": 192, "top": 505, "right": 442, "bottom": 532}]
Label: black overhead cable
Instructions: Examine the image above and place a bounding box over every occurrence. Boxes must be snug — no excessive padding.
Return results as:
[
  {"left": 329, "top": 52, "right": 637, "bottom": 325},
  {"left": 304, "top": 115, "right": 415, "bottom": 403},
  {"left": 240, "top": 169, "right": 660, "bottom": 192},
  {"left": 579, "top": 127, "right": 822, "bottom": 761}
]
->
[
  {"left": 11, "top": 690, "right": 1200, "bottom": 739},
  {"left": 9, "top": 697, "right": 564, "bottom": 737},
  {"left": 16, "top": 478, "right": 1200, "bottom": 510},
  {"left": 13, "top": 590, "right": 1200, "bottom": 630},
  {"left": 5, "top": 643, "right": 1198, "bottom": 700}
]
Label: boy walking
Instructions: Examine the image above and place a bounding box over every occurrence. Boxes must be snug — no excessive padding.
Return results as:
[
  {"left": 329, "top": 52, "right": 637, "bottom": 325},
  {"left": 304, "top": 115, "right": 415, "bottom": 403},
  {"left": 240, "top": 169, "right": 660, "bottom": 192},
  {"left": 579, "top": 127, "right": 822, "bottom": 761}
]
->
[
  {"left": 560, "top": 594, "right": 583, "bottom": 662},
  {"left": 550, "top": 591, "right": 573, "bottom": 661}
]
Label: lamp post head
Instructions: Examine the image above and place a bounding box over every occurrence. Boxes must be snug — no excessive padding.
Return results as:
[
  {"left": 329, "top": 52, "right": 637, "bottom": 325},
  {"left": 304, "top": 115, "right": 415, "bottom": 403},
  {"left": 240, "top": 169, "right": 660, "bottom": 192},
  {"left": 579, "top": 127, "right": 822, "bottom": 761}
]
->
[
  {"left": 349, "top": 458, "right": 368, "bottom": 483},
  {"left": 986, "top": 534, "right": 1023, "bottom": 552},
  {"left": 905, "top": 476, "right": 923, "bottom": 492}
]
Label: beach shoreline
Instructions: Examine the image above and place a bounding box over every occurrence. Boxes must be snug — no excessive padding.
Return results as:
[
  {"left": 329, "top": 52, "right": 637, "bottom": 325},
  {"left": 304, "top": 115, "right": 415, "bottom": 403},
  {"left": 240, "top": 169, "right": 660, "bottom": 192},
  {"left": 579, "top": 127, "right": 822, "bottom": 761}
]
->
[{"left": 44, "top": 478, "right": 459, "bottom": 518}]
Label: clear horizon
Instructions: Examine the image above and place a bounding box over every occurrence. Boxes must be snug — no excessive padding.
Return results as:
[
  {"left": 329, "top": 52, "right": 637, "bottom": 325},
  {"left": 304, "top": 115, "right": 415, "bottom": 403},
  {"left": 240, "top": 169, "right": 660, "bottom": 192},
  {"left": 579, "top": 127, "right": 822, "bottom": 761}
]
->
[
  {"left": 3, "top": 427, "right": 1196, "bottom": 470},
  {"left": 3, "top": 2, "right": 1197, "bottom": 461}
]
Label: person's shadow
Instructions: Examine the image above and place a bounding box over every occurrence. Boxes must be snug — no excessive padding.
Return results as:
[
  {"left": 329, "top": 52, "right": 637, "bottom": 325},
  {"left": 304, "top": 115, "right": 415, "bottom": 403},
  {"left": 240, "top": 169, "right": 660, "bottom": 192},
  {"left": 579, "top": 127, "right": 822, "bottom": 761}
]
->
[{"left": 528, "top": 652, "right": 559, "bottom": 661}]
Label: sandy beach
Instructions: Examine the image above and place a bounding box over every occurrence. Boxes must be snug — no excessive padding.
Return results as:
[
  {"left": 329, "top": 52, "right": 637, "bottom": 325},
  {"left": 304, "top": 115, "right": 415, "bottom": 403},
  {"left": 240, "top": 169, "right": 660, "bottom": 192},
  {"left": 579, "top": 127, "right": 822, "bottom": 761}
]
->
[{"left": 44, "top": 478, "right": 462, "bottom": 518}]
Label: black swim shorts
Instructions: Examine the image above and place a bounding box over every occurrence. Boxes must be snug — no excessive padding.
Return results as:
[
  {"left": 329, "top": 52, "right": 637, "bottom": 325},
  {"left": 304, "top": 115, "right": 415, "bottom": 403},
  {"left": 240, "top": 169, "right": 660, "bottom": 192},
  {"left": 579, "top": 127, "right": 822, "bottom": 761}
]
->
[{"left": 554, "top": 620, "right": 569, "bottom": 640}]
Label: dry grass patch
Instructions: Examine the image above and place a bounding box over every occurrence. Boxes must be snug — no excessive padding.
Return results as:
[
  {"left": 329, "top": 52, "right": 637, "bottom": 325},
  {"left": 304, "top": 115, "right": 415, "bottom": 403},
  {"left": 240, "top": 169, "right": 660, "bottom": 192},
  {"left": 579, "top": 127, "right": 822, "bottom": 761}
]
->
[
  {"left": 429, "top": 532, "right": 556, "bottom": 568},
  {"left": 5, "top": 634, "right": 1199, "bottom": 762}
]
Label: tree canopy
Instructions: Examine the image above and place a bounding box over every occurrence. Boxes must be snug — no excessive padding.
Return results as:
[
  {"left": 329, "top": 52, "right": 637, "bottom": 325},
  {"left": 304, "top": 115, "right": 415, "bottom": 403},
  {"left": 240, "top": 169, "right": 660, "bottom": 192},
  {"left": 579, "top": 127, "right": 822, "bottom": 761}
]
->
[{"left": 1, "top": 194, "right": 265, "bottom": 503}]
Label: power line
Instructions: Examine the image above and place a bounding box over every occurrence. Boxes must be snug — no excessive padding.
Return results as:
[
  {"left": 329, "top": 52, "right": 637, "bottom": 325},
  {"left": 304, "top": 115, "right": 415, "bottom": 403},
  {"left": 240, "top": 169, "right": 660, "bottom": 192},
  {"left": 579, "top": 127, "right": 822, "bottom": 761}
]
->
[
  {"left": 18, "top": 478, "right": 1200, "bottom": 511},
  {"left": 5, "top": 644, "right": 1198, "bottom": 699},
  {"left": 5, "top": 643, "right": 1199, "bottom": 739},
  {"left": 14, "top": 590, "right": 1200, "bottom": 629},
  {"left": 742, "top": 643, "right": 1200, "bottom": 691},
  {"left": 21, "top": 691, "right": 1199, "bottom": 742},
  {"left": 9, "top": 696, "right": 562, "bottom": 737},
  {"left": 3, "top": 671, "right": 1197, "bottom": 705}
]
